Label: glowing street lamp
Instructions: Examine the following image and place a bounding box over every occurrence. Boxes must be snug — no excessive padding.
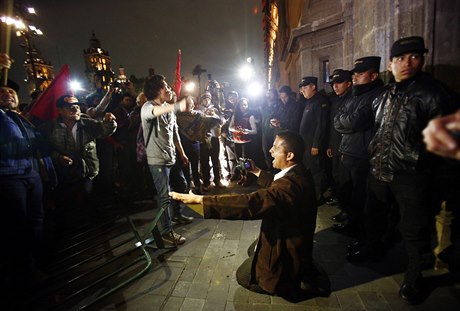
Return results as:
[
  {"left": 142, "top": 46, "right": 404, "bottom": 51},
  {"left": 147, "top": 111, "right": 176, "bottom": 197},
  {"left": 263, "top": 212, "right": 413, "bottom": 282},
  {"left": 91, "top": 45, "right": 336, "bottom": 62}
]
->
[
  {"left": 1, "top": 3, "right": 44, "bottom": 89},
  {"left": 69, "top": 80, "right": 84, "bottom": 93},
  {"left": 246, "top": 81, "right": 263, "bottom": 98},
  {"left": 184, "top": 81, "right": 196, "bottom": 93}
]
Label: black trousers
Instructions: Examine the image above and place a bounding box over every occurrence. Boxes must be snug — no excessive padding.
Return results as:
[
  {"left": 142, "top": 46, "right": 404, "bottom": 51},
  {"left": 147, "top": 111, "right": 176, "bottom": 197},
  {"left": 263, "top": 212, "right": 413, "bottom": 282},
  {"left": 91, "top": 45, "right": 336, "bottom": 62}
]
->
[
  {"left": 365, "top": 173, "right": 432, "bottom": 284},
  {"left": 304, "top": 152, "right": 328, "bottom": 199},
  {"left": 341, "top": 155, "right": 369, "bottom": 229},
  {"left": 180, "top": 135, "right": 201, "bottom": 188},
  {"left": 200, "top": 137, "right": 221, "bottom": 186},
  {"left": 0, "top": 171, "right": 43, "bottom": 289}
]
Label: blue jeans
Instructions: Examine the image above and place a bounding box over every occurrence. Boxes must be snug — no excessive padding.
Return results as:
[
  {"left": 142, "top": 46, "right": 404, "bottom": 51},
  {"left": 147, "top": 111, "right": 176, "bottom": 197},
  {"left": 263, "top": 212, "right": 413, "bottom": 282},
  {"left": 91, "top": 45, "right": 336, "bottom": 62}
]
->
[{"left": 148, "top": 164, "right": 184, "bottom": 234}]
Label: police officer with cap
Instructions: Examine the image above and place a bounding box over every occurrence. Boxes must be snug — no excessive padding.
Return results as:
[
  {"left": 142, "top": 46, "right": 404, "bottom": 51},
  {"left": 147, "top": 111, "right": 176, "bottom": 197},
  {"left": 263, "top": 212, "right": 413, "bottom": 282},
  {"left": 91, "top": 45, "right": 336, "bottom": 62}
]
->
[
  {"left": 360, "top": 36, "right": 459, "bottom": 304},
  {"left": 298, "top": 76, "right": 330, "bottom": 203},
  {"left": 326, "top": 69, "right": 353, "bottom": 221},
  {"left": 333, "top": 56, "right": 384, "bottom": 237}
]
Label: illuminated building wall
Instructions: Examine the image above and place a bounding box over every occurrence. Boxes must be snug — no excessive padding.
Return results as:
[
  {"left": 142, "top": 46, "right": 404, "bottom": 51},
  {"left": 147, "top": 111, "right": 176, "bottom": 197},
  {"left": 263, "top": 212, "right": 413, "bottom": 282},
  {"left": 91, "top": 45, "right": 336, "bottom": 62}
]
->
[
  {"left": 23, "top": 46, "right": 54, "bottom": 93},
  {"left": 265, "top": 0, "right": 460, "bottom": 93},
  {"left": 83, "top": 31, "right": 114, "bottom": 91}
]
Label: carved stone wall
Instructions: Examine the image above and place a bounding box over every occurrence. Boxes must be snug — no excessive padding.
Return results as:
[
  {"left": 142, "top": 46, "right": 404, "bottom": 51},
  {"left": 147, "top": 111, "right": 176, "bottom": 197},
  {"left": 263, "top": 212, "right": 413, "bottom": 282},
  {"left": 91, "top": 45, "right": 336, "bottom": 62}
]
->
[{"left": 274, "top": 0, "right": 460, "bottom": 93}]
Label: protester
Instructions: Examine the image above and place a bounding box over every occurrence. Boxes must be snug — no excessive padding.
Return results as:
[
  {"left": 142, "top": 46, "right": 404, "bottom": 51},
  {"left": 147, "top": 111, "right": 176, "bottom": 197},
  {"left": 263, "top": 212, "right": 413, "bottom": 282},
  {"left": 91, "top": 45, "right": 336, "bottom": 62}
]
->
[
  {"left": 196, "top": 91, "right": 224, "bottom": 190},
  {"left": 170, "top": 131, "right": 328, "bottom": 301},
  {"left": 141, "top": 75, "right": 194, "bottom": 245},
  {"left": 40, "top": 95, "right": 117, "bottom": 211},
  {"left": 0, "top": 83, "right": 49, "bottom": 292},
  {"left": 229, "top": 97, "right": 258, "bottom": 186}
]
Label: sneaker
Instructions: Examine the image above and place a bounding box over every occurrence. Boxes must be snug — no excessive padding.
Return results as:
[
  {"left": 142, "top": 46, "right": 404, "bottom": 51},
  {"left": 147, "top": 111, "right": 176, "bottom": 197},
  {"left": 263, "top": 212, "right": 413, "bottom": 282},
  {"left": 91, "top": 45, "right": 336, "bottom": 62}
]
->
[
  {"left": 172, "top": 214, "right": 194, "bottom": 225},
  {"left": 214, "top": 180, "right": 226, "bottom": 188},
  {"left": 162, "top": 231, "right": 186, "bottom": 245},
  {"left": 326, "top": 197, "right": 339, "bottom": 205}
]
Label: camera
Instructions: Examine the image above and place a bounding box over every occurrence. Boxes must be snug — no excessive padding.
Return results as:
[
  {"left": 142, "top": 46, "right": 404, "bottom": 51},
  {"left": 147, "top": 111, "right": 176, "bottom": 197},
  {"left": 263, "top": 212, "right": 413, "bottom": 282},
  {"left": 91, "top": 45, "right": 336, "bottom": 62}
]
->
[{"left": 236, "top": 158, "right": 252, "bottom": 172}]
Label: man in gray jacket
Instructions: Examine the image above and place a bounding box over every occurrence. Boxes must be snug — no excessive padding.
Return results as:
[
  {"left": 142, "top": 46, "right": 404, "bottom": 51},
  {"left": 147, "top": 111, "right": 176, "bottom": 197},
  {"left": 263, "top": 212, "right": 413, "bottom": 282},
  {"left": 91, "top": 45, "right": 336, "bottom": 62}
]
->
[{"left": 141, "top": 75, "right": 193, "bottom": 245}]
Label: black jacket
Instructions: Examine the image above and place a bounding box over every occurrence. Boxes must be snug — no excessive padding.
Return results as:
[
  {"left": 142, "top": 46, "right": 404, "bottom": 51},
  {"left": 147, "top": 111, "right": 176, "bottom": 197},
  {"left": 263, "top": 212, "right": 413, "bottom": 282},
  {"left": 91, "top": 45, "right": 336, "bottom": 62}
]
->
[
  {"left": 272, "top": 97, "right": 303, "bottom": 133},
  {"left": 299, "top": 92, "right": 330, "bottom": 151},
  {"left": 369, "top": 73, "right": 458, "bottom": 182},
  {"left": 334, "top": 79, "right": 384, "bottom": 159},
  {"left": 328, "top": 89, "right": 352, "bottom": 153}
]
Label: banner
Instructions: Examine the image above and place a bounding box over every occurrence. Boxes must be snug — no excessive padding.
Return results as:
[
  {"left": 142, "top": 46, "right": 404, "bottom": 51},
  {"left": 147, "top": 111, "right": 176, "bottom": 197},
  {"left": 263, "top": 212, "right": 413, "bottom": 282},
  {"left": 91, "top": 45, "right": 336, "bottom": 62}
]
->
[
  {"left": 29, "top": 64, "right": 70, "bottom": 121},
  {"left": 172, "top": 49, "right": 182, "bottom": 96}
]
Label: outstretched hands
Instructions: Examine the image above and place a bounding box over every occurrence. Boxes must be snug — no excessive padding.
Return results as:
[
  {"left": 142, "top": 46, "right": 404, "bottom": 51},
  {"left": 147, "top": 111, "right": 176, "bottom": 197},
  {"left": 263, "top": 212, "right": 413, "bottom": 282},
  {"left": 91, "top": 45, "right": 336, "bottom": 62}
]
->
[
  {"left": 170, "top": 190, "right": 203, "bottom": 204},
  {"left": 423, "top": 110, "right": 460, "bottom": 160}
]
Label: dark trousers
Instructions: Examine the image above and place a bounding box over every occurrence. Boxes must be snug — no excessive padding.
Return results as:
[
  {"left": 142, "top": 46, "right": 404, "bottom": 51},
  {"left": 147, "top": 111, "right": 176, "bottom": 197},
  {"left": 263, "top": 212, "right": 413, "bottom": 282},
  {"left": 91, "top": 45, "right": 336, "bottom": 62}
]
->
[
  {"left": 331, "top": 154, "right": 352, "bottom": 208},
  {"left": 341, "top": 155, "right": 369, "bottom": 230},
  {"left": 262, "top": 131, "right": 274, "bottom": 172},
  {"left": 200, "top": 137, "right": 221, "bottom": 186},
  {"left": 180, "top": 135, "right": 201, "bottom": 188},
  {"left": 0, "top": 171, "right": 43, "bottom": 289},
  {"left": 304, "top": 152, "right": 328, "bottom": 199},
  {"left": 365, "top": 173, "right": 432, "bottom": 284}
]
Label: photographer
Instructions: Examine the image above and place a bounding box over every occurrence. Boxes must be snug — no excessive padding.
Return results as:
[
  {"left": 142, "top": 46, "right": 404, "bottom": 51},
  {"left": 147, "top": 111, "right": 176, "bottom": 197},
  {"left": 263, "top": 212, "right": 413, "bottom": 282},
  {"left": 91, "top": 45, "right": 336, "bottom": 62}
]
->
[{"left": 170, "top": 131, "right": 327, "bottom": 301}]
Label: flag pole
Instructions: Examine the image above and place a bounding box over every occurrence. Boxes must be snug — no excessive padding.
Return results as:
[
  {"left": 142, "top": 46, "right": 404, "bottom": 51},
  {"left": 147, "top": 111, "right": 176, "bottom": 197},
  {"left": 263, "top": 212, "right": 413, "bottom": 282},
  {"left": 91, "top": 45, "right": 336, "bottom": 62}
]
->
[{"left": 0, "top": 0, "right": 14, "bottom": 86}]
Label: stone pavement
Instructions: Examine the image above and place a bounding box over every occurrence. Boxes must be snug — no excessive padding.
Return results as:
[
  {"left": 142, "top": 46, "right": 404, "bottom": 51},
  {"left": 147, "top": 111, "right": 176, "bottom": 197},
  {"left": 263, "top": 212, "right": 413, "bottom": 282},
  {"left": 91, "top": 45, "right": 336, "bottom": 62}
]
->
[
  {"left": 86, "top": 184, "right": 460, "bottom": 311},
  {"left": 13, "top": 182, "right": 459, "bottom": 311}
]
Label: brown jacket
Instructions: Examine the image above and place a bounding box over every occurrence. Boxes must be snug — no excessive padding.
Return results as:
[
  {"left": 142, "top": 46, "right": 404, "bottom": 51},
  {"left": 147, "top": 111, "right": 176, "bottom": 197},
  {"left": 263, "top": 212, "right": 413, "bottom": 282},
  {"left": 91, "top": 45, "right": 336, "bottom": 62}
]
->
[{"left": 203, "top": 164, "right": 317, "bottom": 295}]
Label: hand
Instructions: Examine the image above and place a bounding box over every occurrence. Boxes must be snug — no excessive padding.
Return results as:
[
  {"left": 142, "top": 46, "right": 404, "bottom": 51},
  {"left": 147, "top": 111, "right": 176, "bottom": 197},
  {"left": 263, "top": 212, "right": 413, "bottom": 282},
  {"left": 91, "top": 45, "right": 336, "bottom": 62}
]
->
[
  {"left": 247, "top": 159, "right": 261, "bottom": 177},
  {"left": 326, "top": 148, "right": 333, "bottom": 158},
  {"left": 103, "top": 112, "right": 116, "bottom": 122},
  {"left": 59, "top": 155, "right": 74, "bottom": 166},
  {"left": 181, "top": 154, "right": 189, "bottom": 166},
  {"left": 170, "top": 190, "right": 203, "bottom": 204},
  {"left": 270, "top": 119, "right": 280, "bottom": 128},
  {"left": 311, "top": 148, "right": 319, "bottom": 156},
  {"left": 423, "top": 110, "right": 460, "bottom": 160},
  {"left": 0, "top": 53, "right": 13, "bottom": 69},
  {"left": 185, "top": 96, "right": 195, "bottom": 111}
]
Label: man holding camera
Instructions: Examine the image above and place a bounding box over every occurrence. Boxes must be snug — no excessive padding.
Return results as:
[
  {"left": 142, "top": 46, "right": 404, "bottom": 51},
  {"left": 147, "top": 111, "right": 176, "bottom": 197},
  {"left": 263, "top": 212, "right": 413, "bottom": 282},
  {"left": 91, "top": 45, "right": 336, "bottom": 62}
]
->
[{"left": 170, "top": 131, "right": 326, "bottom": 300}]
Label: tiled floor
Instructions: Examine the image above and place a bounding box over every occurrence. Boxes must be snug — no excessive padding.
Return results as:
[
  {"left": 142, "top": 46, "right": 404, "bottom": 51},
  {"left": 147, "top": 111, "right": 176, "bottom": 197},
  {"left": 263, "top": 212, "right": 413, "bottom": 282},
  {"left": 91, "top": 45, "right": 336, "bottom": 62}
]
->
[
  {"left": 16, "top": 183, "right": 460, "bottom": 310},
  {"left": 87, "top": 184, "right": 460, "bottom": 311}
]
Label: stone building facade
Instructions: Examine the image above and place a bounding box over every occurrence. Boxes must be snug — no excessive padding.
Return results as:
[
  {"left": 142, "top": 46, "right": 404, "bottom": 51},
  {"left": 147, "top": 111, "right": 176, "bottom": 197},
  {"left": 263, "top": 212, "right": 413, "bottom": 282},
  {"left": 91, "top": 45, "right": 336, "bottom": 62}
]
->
[{"left": 265, "top": 0, "right": 460, "bottom": 93}]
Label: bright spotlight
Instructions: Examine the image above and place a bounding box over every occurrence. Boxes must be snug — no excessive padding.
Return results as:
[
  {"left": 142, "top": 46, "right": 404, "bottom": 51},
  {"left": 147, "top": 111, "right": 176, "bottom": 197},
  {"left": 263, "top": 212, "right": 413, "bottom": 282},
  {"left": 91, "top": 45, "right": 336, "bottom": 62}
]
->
[
  {"left": 247, "top": 81, "right": 263, "bottom": 97},
  {"left": 69, "top": 80, "right": 83, "bottom": 93},
  {"left": 27, "top": 7, "right": 36, "bottom": 14},
  {"left": 239, "top": 65, "right": 254, "bottom": 81},
  {"left": 184, "top": 81, "right": 196, "bottom": 93}
]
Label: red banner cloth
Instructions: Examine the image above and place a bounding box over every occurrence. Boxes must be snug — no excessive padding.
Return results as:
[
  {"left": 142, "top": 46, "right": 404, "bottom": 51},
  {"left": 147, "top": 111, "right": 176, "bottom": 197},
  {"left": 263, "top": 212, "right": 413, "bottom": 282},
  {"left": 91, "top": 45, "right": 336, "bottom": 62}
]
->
[
  {"left": 29, "top": 64, "right": 70, "bottom": 121},
  {"left": 172, "top": 49, "right": 182, "bottom": 96}
]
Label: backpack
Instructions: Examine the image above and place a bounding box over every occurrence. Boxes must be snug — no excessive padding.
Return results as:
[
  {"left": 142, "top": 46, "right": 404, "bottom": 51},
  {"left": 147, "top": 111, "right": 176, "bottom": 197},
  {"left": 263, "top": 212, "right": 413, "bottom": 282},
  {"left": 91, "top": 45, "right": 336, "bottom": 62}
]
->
[{"left": 136, "top": 119, "right": 156, "bottom": 163}]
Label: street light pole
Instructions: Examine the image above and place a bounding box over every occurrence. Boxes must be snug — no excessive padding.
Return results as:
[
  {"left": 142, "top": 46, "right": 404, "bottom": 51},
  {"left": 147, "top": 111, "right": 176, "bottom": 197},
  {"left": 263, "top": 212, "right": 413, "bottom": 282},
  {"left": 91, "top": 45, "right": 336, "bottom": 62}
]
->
[{"left": 0, "top": 0, "right": 14, "bottom": 86}]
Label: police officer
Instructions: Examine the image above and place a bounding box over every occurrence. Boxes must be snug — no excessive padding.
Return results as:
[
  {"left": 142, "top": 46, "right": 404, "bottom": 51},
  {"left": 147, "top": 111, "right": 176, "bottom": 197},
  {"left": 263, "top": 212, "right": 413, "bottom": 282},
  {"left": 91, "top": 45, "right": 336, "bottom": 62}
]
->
[
  {"left": 327, "top": 69, "right": 353, "bottom": 222},
  {"left": 333, "top": 57, "right": 384, "bottom": 236}
]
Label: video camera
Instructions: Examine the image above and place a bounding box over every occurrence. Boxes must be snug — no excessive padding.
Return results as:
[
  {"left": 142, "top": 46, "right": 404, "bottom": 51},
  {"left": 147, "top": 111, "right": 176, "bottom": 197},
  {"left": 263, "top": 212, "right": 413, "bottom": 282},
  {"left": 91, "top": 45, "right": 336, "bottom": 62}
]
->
[{"left": 236, "top": 158, "right": 252, "bottom": 172}]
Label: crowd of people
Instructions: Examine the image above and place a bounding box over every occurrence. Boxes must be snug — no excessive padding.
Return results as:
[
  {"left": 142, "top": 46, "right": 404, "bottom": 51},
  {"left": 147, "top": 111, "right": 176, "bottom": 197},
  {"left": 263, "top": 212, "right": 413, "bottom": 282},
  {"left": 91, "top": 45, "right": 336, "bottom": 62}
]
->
[{"left": 1, "top": 35, "right": 460, "bottom": 305}]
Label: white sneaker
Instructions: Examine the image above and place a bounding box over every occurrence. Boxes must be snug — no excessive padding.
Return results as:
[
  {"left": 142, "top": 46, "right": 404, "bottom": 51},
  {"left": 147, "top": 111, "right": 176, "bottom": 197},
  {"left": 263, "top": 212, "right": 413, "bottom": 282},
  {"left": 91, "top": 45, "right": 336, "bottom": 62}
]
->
[{"left": 162, "top": 231, "right": 186, "bottom": 245}]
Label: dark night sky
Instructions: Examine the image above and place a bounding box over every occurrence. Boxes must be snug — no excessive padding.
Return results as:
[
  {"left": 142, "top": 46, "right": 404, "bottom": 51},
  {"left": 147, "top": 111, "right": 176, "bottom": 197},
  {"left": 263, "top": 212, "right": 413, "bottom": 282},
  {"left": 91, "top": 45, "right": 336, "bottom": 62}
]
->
[{"left": 8, "top": 0, "right": 264, "bottom": 100}]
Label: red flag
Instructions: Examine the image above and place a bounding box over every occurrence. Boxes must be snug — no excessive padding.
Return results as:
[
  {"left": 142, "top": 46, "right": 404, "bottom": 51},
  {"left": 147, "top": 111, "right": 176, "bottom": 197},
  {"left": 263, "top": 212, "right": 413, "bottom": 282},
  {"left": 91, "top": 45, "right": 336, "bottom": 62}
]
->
[
  {"left": 29, "top": 64, "right": 70, "bottom": 121},
  {"left": 172, "top": 49, "right": 182, "bottom": 96}
]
